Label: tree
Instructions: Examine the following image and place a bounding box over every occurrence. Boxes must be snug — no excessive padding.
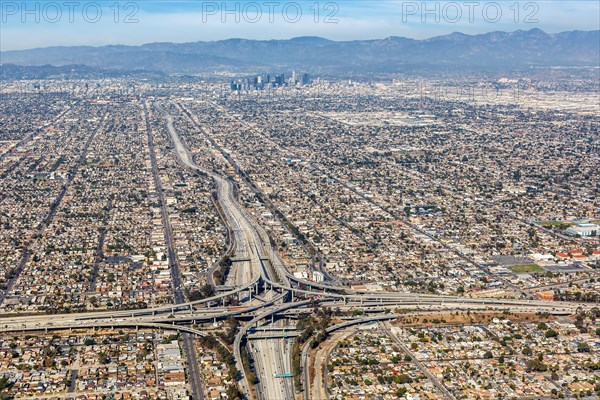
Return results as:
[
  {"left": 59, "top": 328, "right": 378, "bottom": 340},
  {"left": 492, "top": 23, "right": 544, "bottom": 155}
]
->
[
  {"left": 248, "top": 372, "right": 258, "bottom": 385},
  {"left": 224, "top": 318, "right": 239, "bottom": 345},
  {"left": 545, "top": 329, "right": 559, "bottom": 338},
  {"left": 526, "top": 358, "right": 548, "bottom": 372},
  {"left": 0, "top": 376, "right": 10, "bottom": 391},
  {"left": 393, "top": 374, "right": 412, "bottom": 384},
  {"left": 226, "top": 384, "right": 243, "bottom": 400},
  {"left": 537, "top": 322, "right": 548, "bottom": 330},
  {"left": 577, "top": 342, "right": 591, "bottom": 353},
  {"left": 99, "top": 352, "right": 109, "bottom": 364}
]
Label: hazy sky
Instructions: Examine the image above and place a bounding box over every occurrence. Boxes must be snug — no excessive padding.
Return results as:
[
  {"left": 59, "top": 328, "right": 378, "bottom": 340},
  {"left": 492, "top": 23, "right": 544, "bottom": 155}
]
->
[{"left": 1, "top": 1, "right": 599, "bottom": 50}]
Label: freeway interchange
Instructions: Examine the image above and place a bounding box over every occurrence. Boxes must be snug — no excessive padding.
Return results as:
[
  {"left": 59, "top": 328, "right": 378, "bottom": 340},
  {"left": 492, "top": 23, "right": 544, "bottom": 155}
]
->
[{"left": 1, "top": 104, "right": 596, "bottom": 400}]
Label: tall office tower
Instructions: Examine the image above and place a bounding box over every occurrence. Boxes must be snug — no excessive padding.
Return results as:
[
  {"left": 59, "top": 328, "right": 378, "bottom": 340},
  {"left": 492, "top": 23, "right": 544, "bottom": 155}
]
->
[
  {"left": 301, "top": 73, "right": 312, "bottom": 86},
  {"left": 275, "top": 74, "right": 285, "bottom": 86}
]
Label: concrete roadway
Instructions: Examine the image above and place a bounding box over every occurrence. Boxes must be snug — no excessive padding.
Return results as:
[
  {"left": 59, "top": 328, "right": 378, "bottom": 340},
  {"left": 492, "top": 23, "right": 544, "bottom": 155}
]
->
[
  {"left": 171, "top": 104, "right": 301, "bottom": 398},
  {"left": 147, "top": 105, "right": 204, "bottom": 400},
  {"left": 0, "top": 298, "right": 584, "bottom": 335},
  {"left": 250, "top": 337, "right": 292, "bottom": 400},
  {"left": 176, "top": 102, "right": 290, "bottom": 286},
  {"left": 247, "top": 339, "right": 290, "bottom": 400},
  {"left": 249, "top": 319, "right": 295, "bottom": 400},
  {"left": 165, "top": 113, "right": 259, "bottom": 287},
  {"left": 2, "top": 284, "right": 591, "bottom": 333}
]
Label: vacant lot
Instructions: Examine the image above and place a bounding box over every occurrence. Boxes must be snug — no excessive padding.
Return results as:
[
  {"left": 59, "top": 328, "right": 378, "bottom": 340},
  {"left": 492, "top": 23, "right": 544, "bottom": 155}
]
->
[{"left": 509, "top": 264, "right": 544, "bottom": 273}]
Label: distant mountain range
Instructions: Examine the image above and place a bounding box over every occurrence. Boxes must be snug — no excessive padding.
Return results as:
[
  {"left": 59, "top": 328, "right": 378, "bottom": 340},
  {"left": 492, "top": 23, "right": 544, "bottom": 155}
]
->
[
  {"left": 0, "top": 63, "right": 163, "bottom": 80},
  {"left": 1, "top": 29, "right": 599, "bottom": 76}
]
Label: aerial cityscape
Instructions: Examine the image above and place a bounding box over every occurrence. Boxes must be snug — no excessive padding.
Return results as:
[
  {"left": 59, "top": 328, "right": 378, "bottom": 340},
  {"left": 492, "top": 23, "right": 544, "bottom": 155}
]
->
[{"left": 0, "top": 1, "right": 599, "bottom": 400}]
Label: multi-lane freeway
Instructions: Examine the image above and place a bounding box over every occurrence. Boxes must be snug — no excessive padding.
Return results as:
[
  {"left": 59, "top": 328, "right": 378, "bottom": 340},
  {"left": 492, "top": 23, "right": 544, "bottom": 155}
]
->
[
  {"left": 165, "top": 107, "right": 292, "bottom": 399},
  {"left": 165, "top": 112, "right": 260, "bottom": 288},
  {"left": 250, "top": 331, "right": 295, "bottom": 400},
  {"left": 0, "top": 102, "right": 597, "bottom": 400}
]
